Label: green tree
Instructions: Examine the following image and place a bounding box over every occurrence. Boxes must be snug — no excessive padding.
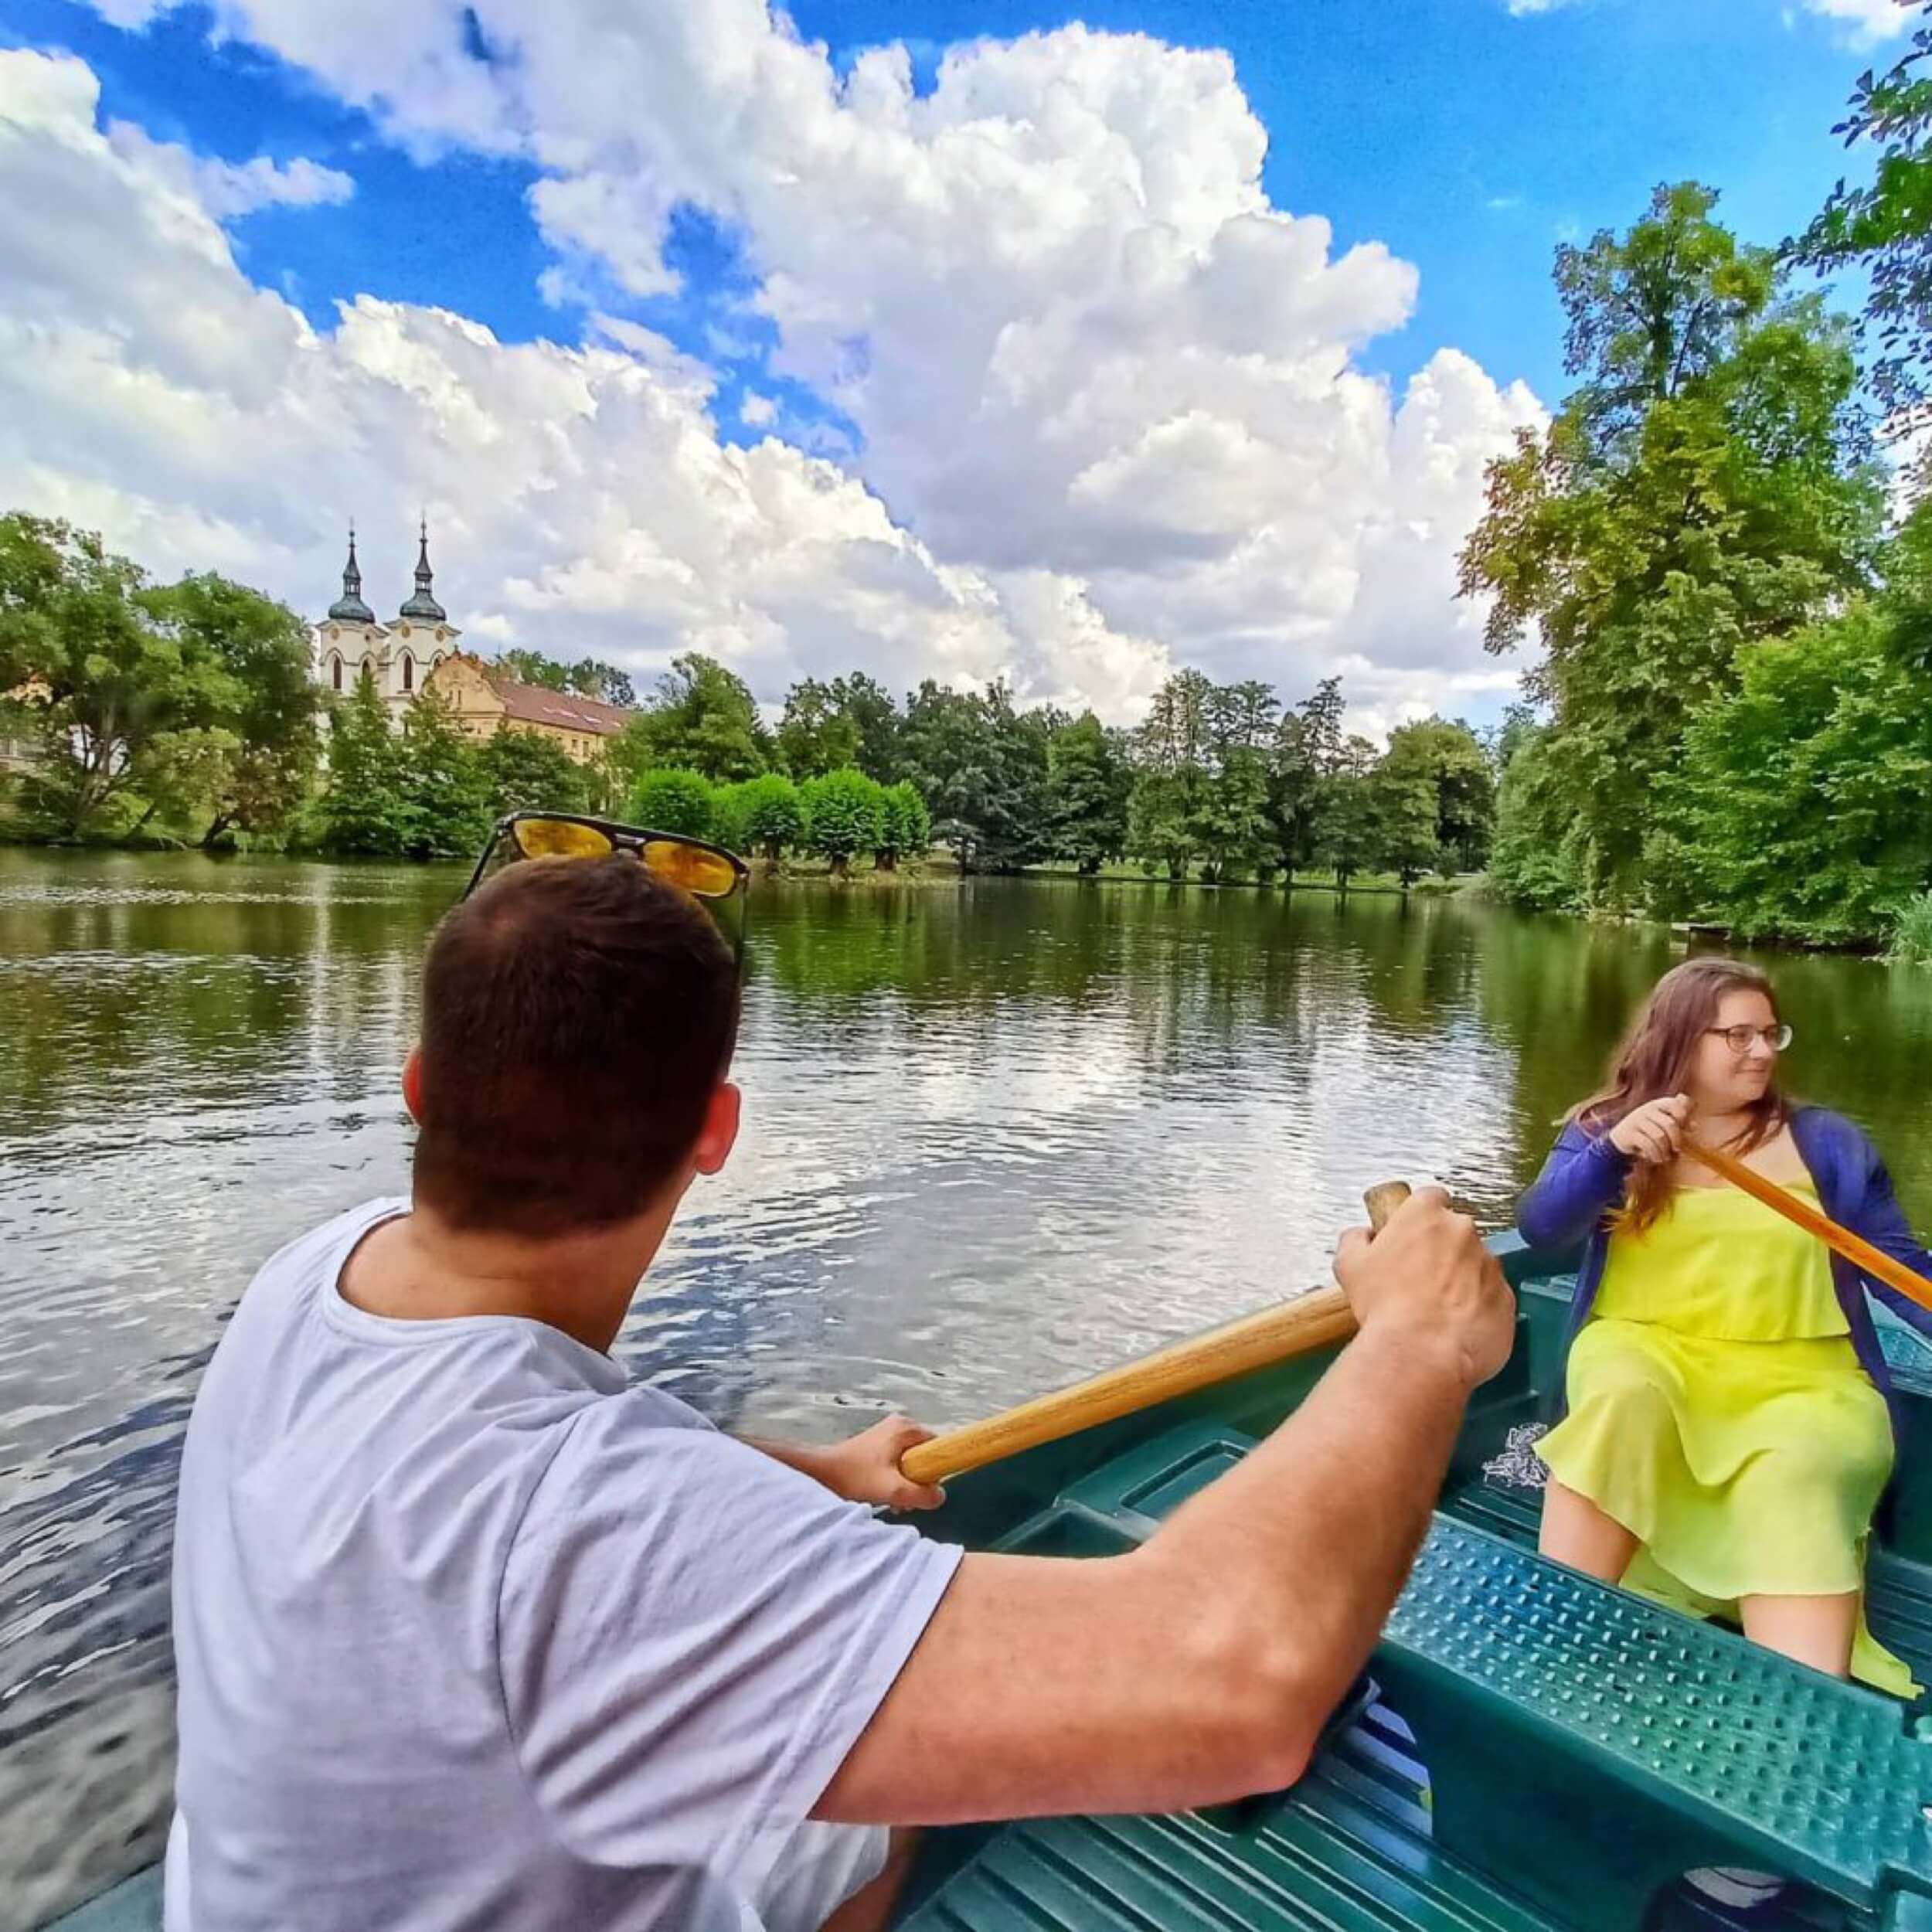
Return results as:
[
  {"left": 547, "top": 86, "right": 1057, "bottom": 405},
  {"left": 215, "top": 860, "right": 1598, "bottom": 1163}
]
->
[
  {"left": 1311, "top": 737, "right": 1383, "bottom": 893},
  {"left": 317, "top": 669, "right": 410, "bottom": 856},
  {"left": 833, "top": 673, "right": 903, "bottom": 782},
  {"left": 1046, "top": 711, "right": 1131, "bottom": 874},
  {"left": 776, "top": 678, "right": 862, "bottom": 779},
  {"left": 1267, "top": 676, "right": 1345, "bottom": 878},
  {"left": 1378, "top": 717, "right": 1496, "bottom": 876},
  {"left": 1486, "top": 722, "right": 1590, "bottom": 911},
  {"left": 800, "top": 767, "right": 885, "bottom": 878},
  {"left": 1459, "top": 182, "right": 1881, "bottom": 905},
  {"left": 632, "top": 767, "right": 716, "bottom": 839},
  {"left": 616, "top": 654, "right": 770, "bottom": 784},
  {"left": 875, "top": 779, "right": 932, "bottom": 869},
  {"left": 715, "top": 770, "right": 804, "bottom": 862},
  {"left": 0, "top": 514, "right": 241, "bottom": 838},
  {"left": 1125, "top": 671, "right": 1210, "bottom": 879},
  {"left": 480, "top": 727, "right": 590, "bottom": 819},
  {"left": 1670, "top": 602, "right": 1932, "bottom": 944},
  {"left": 143, "top": 574, "right": 321, "bottom": 847},
  {"left": 898, "top": 682, "right": 1049, "bottom": 871},
  {"left": 1794, "top": 12, "right": 1932, "bottom": 465},
  {"left": 400, "top": 686, "right": 492, "bottom": 861},
  {"left": 498, "top": 649, "right": 570, "bottom": 692},
  {"left": 1194, "top": 679, "right": 1278, "bottom": 882}
]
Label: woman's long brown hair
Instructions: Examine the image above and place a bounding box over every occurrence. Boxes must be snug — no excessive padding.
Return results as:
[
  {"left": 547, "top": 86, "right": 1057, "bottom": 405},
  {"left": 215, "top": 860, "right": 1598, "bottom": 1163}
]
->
[{"left": 1573, "top": 957, "right": 1788, "bottom": 1233}]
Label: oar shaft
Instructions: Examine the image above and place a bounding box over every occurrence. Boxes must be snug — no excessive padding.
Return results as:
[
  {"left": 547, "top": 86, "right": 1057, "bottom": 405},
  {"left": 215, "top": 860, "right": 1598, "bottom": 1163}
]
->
[
  {"left": 1682, "top": 1138, "right": 1932, "bottom": 1315},
  {"left": 899, "top": 1182, "right": 1411, "bottom": 1487},
  {"left": 899, "top": 1289, "right": 1359, "bottom": 1485}
]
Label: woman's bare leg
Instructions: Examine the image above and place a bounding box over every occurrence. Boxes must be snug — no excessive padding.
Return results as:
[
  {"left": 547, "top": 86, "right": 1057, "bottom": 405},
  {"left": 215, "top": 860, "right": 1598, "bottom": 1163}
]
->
[
  {"left": 1738, "top": 1593, "right": 1858, "bottom": 1679},
  {"left": 1539, "top": 1478, "right": 1639, "bottom": 1581},
  {"left": 821, "top": 1830, "right": 920, "bottom": 1932}
]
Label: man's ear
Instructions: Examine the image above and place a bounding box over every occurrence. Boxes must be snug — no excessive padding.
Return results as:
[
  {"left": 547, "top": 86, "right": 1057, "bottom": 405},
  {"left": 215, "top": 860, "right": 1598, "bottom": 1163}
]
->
[
  {"left": 402, "top": 1046, "right": 425, "bottom": 1125},
  {"left": 692, "top": 1080, "right": 742, "bottom": 1177}
]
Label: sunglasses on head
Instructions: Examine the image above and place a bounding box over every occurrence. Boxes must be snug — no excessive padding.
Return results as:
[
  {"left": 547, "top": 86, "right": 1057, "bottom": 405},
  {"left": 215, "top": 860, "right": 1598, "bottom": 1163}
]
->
[{"left": 463, "top": 811, "right": 750, "bottom": 955}]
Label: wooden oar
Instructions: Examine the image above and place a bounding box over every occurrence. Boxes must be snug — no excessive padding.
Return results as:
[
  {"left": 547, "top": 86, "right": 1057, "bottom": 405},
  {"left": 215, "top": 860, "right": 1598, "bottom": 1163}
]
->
[
  {"left": 900, "top": 1181, "right": 1414, "bottom": 1487},
  {"left": 1682, "top": 1137, "right": 1932, "bottom": 1317}
]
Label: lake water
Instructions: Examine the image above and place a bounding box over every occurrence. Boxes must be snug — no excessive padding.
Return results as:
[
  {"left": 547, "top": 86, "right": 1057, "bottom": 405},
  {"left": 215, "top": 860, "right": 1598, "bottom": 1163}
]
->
[{"left": 6, "top": 848, "right": 1932, "bottom": 1927}]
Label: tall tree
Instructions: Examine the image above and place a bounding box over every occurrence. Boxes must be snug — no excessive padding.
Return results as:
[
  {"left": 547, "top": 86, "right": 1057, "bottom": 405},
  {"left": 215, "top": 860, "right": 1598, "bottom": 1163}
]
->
[
  {"left": 143, "top": 573, "right": 321, "bottom": 848},
  {"left": 1310, "top": 736, "right": 1383, "bottom": 894},
  {"left": 1267, "top": 677, "right": 1345, "bottom": 878},
  {"left": 1794, "top": 10, "right": 1932, "bottom": 476},
  {"left": 1046, "top": 711, "right": 1131, "bottom": 874},
  {"left": 317, "top": 668, "right": 410, "bottom": 857},
  {"left": 1126, "top": 670, "right": 1212, "bottom": 879},
  {"left": 616, "top": 653, "right": 770, "bottom": 784},
  {"left": 480, "top": 727, "right": 591, "bottom": 819},
  {"left": 776, "top": 678, "right": 862, "bottom": 778},
  {"left": 1459, "top": 182, "right": 1881, "bottom": 904},
  {"left": 399, "top": 687, "right": 492, "bottom": 861},
  {"left": 1378, "top": 716, "right": 1496, "bottom": 876},
  {"left": 0, "top": 514, "right": 240, "bottom": 838},
  {"left": 1194, "top": 679, "right": 1278, "bottom": 881},
  {"left": 898, "top": 681, "right": 1049, "bottom": 872}
]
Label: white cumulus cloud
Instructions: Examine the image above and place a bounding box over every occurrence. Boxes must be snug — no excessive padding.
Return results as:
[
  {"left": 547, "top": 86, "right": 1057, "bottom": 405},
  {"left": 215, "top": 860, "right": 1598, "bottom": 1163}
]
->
[
  {"left": 106, "top": 124, "right": 355, "bottom": 216},
  {"left": 0, "top": 46, "right": 1168, "bottom": 720},
  {"left": 1802, "top": 0, "right": 1915, "bottom": 45},
  {"left": 26, "top": 4, "right": 1548, "bottom": 726}
]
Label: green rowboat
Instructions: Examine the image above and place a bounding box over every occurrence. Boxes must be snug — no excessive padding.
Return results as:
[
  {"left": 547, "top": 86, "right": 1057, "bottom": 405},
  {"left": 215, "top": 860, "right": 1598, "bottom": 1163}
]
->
[{"left": 47, "top": 1232, "right": 1932, "bottom": 1932}]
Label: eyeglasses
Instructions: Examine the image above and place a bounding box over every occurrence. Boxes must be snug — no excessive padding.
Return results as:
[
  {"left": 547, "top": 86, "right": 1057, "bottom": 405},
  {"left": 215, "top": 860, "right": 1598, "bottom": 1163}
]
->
[
  {"left": 462, "top": 812, "right": 750, "bottom": 957},
  {"left": 1704, "top": 1023, "right": 1793, "bottom": 1054}
]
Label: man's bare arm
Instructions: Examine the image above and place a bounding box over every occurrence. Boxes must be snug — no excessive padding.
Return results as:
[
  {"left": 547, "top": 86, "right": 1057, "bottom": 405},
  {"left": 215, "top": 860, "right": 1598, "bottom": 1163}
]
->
[{"left": 815, "top": 1191, "right": 1512, "bottom": 1825}]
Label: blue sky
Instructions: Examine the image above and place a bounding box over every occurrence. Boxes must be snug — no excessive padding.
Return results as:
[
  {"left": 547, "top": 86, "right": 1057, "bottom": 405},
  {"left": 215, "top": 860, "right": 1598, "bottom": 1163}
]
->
[
  {"left": 0, "top": 0, "right": 1904, "bottom": 727},
  {"left": 2, "top": 0, "right": 1879, "bottom": 406}
]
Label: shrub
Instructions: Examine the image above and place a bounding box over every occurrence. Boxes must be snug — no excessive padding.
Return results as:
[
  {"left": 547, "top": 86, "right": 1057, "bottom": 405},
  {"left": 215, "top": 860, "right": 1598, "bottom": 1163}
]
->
[
  {"left": 800, "top": 767, "right": 884, "bottom": 877},
  {"left": 631, "top": 767, "right": 716, "bottom": 839}
]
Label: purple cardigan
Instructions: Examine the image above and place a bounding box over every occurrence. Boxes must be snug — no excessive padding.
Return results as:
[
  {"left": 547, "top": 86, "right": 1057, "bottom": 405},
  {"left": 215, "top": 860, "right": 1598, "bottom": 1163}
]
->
[{"left": 1517, "top": 1105, "right": 1932, "bottom": 1411}]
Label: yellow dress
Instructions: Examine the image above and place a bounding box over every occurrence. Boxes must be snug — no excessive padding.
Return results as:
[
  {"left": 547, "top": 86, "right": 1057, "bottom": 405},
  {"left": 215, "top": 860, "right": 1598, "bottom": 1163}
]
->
[{"left": 1536, "top": 1181, "right": 1916, "bottom": 1696}]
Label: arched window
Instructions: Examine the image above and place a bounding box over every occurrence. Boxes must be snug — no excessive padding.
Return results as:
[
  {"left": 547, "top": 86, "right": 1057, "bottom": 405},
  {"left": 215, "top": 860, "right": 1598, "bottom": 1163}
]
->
[
  {"left": 330, "top": 655, "right": 343, "bottom": 692},
  {"left": 402, "top": 655, "right": 414, "bottom": 692}
]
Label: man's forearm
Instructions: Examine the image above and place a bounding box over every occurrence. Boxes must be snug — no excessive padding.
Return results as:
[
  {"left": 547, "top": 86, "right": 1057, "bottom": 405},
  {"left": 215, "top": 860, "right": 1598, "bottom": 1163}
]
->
[
  {"left": 739, "top": 1435, "right": 841, "bottom": 1491},
  {"left": 1148, "top": 1319, "right": 1470, "bottom": 1720}
]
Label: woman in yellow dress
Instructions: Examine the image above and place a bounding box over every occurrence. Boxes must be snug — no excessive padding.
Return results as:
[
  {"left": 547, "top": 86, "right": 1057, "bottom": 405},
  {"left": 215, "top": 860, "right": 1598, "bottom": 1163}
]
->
[{"left": 1520, "top": 957, "right": 1932, "bottom": 1692}]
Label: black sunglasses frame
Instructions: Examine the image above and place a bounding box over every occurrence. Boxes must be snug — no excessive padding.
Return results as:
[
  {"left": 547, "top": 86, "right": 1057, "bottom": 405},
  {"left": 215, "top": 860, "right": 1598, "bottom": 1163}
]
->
[{"left": 461, "top": 811, "right": 752, "bottom": 957}]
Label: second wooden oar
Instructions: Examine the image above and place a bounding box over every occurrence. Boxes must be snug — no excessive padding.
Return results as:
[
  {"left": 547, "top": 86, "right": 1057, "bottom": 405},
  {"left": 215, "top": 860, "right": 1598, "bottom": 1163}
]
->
[
  {"left": 900, "top": 1182, "right": 1414, "bottom": 1487},
  {"left": 1682, "top": 1137, "right": 1932, "bottom": 1317}
]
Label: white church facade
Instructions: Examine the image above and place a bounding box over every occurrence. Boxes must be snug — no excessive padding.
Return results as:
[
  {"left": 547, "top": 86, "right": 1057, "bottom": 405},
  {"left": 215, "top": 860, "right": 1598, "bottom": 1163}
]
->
[{"left": 311, "top": 524, "right": 461, "bottom": 723}]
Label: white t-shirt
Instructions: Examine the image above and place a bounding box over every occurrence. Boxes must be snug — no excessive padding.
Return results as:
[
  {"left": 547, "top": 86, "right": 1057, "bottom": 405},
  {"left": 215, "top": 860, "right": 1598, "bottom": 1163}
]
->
[{"left": 166, "top": 1199, "right": 962, "bottom": 1931}]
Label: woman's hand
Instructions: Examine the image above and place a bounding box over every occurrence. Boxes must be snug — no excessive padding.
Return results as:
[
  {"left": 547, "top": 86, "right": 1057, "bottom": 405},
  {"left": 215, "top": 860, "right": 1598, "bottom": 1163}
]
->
[
  {"left": 1609, "top": 1094, "right": 1690, "bottom": 1165},
  {"left": 821, "top": 1416, "right": 947, "bottom": 1512}
]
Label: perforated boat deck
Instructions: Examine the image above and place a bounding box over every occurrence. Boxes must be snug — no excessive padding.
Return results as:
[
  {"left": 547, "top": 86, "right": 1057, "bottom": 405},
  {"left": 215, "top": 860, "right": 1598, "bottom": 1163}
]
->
[{"left": 899, "top": 1420, "right": 1932, "bottom": 1932}]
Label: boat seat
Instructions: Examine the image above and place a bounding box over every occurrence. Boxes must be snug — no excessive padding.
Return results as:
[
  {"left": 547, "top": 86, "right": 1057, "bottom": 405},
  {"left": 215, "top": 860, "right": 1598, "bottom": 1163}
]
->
[{"left": 901, "top": 1420, "right": 1932, "bottom": 1931}]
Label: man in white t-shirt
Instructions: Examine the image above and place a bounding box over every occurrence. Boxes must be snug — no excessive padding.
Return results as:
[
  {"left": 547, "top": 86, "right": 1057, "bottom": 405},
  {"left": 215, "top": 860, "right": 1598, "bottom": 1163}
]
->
[{"left": 168, "top": 849, "right": 1512, "bottom": 1932}]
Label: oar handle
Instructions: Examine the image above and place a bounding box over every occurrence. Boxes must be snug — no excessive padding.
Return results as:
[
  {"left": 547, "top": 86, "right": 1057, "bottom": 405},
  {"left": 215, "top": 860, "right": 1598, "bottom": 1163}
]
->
[
  {"left": 899, "top": 1180, "right": 1411, "bottom": 1488},
  {"left": 1682, "top": 1138, "right": 1932, "bottom": 1315}
]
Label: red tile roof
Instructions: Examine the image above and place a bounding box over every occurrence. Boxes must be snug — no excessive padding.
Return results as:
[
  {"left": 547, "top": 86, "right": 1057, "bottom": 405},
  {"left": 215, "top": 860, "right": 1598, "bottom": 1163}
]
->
[{"left": 488, "top": 674, "right": 633, "bottom": 738}]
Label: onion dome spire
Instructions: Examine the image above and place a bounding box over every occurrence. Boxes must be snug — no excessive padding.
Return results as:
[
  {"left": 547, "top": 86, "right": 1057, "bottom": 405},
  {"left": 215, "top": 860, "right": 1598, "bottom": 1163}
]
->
[
  {"left": 398, "top": 514, "right": 447, "bottom": 622},
  {"left": 326, "top": 523, "right": 376, "bottom": 624}
]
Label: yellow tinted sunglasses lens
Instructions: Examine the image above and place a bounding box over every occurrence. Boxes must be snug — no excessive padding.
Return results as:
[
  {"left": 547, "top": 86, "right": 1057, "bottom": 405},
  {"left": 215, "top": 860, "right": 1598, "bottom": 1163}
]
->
[
  {"left": 643, "top": 839, "right": 740, "bottom": 899},
  {"left": 513, "top": 818, "right": 615, "bottom": 860}
]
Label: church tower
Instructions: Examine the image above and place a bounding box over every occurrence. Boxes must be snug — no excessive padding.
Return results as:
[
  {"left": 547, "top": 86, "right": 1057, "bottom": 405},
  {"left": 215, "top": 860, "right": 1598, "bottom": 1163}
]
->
[
  {"left": 310, "top": 519, "right": 461, "bottom": 722},
  {"left": 389, "top": 518, "right": 461, "bottom": 706},
  {"left": 313, "top": 527, "right": 390, "bottom": 702}
]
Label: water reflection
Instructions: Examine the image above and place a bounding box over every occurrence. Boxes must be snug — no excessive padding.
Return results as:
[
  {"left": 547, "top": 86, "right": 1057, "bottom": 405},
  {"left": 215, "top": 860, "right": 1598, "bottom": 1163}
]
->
[{"left": 4, "top": 850, "right": 1932, "bottom": 1925}]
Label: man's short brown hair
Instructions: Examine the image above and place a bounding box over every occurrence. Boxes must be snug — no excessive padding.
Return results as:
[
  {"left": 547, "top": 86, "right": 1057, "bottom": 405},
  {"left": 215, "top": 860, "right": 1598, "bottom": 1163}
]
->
[{"left": 413, "top": 856, "right": 741, "bottom": 1238}]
